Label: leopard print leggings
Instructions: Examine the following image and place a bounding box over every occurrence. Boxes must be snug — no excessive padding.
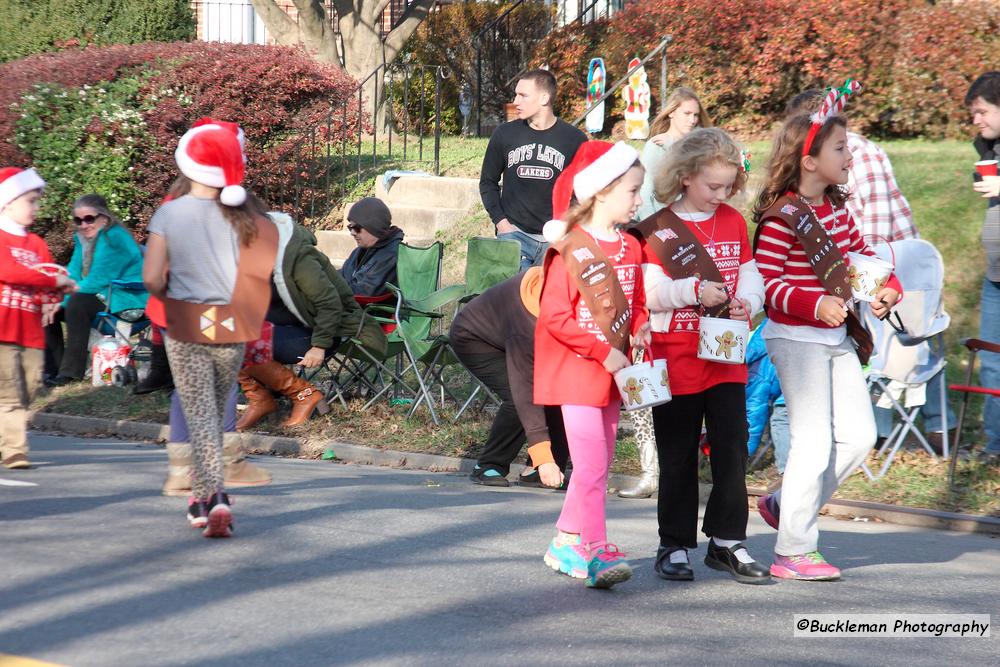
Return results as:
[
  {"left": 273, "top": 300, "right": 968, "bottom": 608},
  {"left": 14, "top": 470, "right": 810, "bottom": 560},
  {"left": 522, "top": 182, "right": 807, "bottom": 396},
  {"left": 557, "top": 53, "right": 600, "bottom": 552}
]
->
[{"left": 164, "top": 337, "right": 244, "bottom": 499}]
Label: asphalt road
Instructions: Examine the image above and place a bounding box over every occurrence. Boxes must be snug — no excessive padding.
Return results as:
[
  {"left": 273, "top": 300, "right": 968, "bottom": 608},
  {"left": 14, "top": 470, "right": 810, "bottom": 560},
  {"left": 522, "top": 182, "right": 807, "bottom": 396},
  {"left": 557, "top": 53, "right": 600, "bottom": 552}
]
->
[{"left": 1, "top": 434, "right": 996, "bottom": 667}]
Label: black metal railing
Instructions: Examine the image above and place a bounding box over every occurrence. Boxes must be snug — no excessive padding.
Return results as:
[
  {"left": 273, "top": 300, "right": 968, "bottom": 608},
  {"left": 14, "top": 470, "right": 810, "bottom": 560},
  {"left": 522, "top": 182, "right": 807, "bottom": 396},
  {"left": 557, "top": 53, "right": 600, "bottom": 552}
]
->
[
  {"left": 473, "top": 0, "right": 554, "bottom": 137},
  {"left": 253, "top": 62, "right": 447, "bottom": 223}
]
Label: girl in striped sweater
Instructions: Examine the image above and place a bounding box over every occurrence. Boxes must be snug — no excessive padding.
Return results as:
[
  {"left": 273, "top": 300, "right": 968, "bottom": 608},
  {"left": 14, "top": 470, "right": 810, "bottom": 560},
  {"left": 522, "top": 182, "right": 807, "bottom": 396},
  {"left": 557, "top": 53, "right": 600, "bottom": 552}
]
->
[{"left": 752, "top": 109, "right": 901, "bottom": 581}]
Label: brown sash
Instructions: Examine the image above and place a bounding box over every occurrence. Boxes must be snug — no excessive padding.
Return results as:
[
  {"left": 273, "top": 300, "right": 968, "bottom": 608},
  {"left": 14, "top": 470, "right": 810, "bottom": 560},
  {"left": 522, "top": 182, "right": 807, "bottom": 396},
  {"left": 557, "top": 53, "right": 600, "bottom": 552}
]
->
[
  {"left": 761, "top": 196, "right": 873, "bottom": 364},
  {"left": 633, "top": 208, "right": 730, "bottom": 318},
  {"left": 544, "top": 226, "right": 631, "bottom": 354},
  {"left": 165, "top": 216, "right": 279, "bottom": 344}
]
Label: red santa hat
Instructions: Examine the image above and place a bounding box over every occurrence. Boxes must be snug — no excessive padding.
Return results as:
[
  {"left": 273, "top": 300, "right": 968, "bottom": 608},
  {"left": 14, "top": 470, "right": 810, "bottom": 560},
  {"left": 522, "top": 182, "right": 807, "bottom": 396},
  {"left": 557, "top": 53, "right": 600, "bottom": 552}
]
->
[
  {"left": 174, "top": 124, "right": 247, "bottom": 207},
  {"left": 191, "top": 117, "right": 246, "bottom": 158},
  {"left": 0, "top": 167, "right": 46, "bottom": 212},
  {"left": 543, "top": 140, "right": 639, "bottom": 243}
]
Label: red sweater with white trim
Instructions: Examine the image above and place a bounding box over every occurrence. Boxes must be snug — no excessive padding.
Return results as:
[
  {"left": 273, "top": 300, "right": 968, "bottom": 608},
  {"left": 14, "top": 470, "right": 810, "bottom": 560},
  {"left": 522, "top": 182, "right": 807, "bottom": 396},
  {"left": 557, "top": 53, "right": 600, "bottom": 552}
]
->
[
  {"left": 534, "top": 231, "right": 648, "bottom": 407},
  {"left": 0, "top": 229, "right": 58, "bottom": 348},
  {"left": 754, "top": 197, "right": 901, "bottom": 327}
]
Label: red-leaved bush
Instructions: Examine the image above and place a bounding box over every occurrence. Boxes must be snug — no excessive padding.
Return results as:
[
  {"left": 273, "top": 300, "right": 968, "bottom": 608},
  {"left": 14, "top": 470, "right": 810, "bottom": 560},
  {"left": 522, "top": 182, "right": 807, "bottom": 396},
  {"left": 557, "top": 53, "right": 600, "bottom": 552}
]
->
[
  {"left": 0, "top": 41, "right": 362, "bottom": 260},
  {"left": 534, "top": 0, "right": 1000, "bottom": 138}
]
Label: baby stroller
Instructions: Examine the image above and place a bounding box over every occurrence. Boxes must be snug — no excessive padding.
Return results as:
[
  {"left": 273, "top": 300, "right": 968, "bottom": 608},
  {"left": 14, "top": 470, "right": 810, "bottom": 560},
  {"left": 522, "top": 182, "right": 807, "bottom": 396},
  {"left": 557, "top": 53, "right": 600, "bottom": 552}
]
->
[{"left": 92, "top": 279, "right": 152, "bottom": 387}]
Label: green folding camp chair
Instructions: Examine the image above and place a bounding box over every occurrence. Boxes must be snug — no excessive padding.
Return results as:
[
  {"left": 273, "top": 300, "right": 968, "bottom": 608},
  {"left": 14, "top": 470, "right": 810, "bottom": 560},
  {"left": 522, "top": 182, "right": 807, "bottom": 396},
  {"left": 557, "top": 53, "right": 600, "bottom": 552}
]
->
[
  {"left": 414, "top": 236, "right": 523, "bottom": 420},
  {"left": 458, "top": 236, "right": 522, "bottom": 304}
]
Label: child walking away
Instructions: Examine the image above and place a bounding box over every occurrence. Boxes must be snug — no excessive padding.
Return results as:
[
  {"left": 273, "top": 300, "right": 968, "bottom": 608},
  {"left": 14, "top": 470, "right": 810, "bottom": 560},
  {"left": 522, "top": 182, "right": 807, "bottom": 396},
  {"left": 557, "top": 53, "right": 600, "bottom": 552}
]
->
[
  {"left": 536, "top": 141, "right": 650, "bottom": 589},
  {"left": 633, "top": 128, "right": 769, "bottom": 584},
  {"left": 143, "top": 123, "right": 277, "bottom": 537},
  {"left": 752, "top": 81, "right": 901, "bottom": 580},
  {"left": 0, "top": 168, "right": 76, "bottom": 469}
]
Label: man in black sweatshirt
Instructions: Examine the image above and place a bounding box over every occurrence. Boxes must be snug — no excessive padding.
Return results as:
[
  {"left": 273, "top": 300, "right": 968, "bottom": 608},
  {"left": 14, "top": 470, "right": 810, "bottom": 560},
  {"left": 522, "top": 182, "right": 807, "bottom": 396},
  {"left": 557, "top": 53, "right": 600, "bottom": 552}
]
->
[{"left": 479, "top": 69, "right": 587, "bottom": 270}]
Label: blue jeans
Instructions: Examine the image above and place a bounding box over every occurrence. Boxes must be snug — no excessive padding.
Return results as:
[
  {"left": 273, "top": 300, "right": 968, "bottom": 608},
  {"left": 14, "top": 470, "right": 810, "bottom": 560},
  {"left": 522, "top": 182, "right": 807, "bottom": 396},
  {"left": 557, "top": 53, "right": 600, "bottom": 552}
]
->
[
  {"left": 981, "top": 278, "right": 1000, "bottom": 453},
  {"left": 271, "top": 324, "right": 339, "bottom": 366},
  {"left": 769, "top": 403, "right": 790, "bottom": 473},
  {"left": 498, "top": 230, "right": 548, "bottom": 272}
]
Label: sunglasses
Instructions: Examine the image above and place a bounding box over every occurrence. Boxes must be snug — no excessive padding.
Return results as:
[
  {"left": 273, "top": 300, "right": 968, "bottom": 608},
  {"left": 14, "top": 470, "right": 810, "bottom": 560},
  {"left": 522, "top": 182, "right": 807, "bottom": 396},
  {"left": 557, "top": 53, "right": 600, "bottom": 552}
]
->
[
  {"left": 347, "top": 223, "right": 362, "bottom": 234},
  {"left": 72, "top": 214, "right": 103, "bottom": 226}
]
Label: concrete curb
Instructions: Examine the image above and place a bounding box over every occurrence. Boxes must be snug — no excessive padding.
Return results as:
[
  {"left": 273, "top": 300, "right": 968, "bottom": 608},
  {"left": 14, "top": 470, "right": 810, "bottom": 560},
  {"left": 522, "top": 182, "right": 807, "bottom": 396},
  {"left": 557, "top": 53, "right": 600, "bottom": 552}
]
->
[{"left": 30, "top": 412, "right": 999, "bottom": 536}]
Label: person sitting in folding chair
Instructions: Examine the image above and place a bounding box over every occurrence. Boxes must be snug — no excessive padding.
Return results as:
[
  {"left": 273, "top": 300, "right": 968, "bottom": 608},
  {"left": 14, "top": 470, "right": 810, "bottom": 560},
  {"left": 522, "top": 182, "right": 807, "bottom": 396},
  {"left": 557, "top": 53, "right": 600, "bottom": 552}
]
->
[
  {"left": 236, "top": 213, "right": 386, "bottom": 430},
  {"left": 451, "top": 267, "right": 570, "bottom": 488},
  {"left": 340, "top": 198, "right": 405, "bottom": 298},
  {"left": 44, "top": 194, "right": 146, "bottom": 386}
]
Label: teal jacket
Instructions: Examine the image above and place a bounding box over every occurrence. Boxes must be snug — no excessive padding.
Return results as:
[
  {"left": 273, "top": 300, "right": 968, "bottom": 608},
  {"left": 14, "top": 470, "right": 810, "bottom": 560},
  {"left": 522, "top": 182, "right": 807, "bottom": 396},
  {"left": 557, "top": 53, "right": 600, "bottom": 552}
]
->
[{"left": 65, "top": 223, "right": 147, "bottom": 313}]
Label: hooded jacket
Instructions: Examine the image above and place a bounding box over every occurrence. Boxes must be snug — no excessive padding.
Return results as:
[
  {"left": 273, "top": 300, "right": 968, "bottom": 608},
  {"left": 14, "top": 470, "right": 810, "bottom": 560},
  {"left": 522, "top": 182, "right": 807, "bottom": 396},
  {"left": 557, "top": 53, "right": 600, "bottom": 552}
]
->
[
  {"left": 270, "top": 213, "right": 387, "bottom": 355},
  {"left": 340, "top": 226, "right": 404, "bottom": 297}
]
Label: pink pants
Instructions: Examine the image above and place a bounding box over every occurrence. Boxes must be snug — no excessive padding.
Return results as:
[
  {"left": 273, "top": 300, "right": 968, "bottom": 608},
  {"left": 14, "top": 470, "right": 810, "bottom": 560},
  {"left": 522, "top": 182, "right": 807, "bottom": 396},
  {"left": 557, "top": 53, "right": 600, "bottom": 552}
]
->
[{"left": 556, "top": 402, "right": 621, "bottom": 549}]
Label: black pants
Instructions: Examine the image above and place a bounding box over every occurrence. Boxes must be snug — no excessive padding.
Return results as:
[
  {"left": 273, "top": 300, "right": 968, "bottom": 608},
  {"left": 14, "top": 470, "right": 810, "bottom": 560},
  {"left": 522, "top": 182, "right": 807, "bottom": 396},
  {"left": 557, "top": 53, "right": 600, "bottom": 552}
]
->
[
  {"left": 653, "top": 382, "right": 749, "bottom": 549},
  {"left": 44, "top": 293, "right": 104, "bottom": 379},
  {"left": 453, "top": 343, "right": 569, "bottom": 475}
]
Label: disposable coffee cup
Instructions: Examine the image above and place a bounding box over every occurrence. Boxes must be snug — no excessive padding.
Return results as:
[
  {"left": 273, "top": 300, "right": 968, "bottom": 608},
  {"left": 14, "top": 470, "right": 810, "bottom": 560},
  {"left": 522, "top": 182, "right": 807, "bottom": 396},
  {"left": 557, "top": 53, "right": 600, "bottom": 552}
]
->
[{"left": 975, "top": 160, "right": 998, "bottom": 177}]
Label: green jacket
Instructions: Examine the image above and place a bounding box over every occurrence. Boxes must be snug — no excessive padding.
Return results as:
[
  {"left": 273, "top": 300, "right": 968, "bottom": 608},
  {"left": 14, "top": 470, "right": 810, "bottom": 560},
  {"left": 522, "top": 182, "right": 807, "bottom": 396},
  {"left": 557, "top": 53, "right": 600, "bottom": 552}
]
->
[{"left": 270, "top": 213, "right": 387, "bottom": 355}]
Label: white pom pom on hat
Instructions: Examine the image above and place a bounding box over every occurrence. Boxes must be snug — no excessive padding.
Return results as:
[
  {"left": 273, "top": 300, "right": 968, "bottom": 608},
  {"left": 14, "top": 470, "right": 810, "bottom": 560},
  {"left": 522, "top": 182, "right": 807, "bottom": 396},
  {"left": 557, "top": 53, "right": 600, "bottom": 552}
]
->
[
  {"left": 220, "top": 185, "right": 247, "bottom": 207},
  {"left": 542, "top": 219, "right": 568, "bottom": 244},
  {"left": 174, "top": 124, "right": 246, "bottom": 207}
]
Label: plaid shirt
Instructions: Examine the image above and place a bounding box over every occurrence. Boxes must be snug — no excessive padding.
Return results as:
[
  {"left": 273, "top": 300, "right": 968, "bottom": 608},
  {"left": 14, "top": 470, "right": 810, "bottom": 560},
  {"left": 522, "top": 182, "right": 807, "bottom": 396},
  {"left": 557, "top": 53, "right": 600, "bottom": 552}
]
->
[{"left": 846, "top": 132, "right": 917, "bottom": 245}]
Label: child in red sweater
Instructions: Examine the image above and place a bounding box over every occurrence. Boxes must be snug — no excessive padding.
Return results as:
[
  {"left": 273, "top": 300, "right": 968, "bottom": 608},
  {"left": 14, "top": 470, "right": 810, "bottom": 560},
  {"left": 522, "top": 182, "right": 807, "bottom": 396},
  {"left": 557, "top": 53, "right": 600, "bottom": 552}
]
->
[
  {"left": 752, "top": 86, "right": 901, "bottom": 581},
  {"left": 535, "top": 141, "right": 650, "bottom": 589},
  {"left": 0, "top": 167, "right": 75, "bottom": 469},
  {"left": 634, "top": 128, "right": 770, "bottom": 584}
]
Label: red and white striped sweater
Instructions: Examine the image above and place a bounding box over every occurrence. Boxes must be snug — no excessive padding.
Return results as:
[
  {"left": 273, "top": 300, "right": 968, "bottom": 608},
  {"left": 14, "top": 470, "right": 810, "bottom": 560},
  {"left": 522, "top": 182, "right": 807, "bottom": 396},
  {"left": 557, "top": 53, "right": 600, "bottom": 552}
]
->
[{"left": 754, "top": 197, "right": 901, "bottom": 329}]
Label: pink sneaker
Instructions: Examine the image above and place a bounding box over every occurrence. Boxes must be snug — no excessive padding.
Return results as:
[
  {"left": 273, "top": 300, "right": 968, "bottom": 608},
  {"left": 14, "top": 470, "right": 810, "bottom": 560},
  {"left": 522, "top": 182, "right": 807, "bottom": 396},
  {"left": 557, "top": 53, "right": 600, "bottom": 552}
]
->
[
  {"left": 757, "top": 494, "right": 779, "bottom": 530},
  {"left": 770, "top": 552, "right": 841, "bottom": 581}
]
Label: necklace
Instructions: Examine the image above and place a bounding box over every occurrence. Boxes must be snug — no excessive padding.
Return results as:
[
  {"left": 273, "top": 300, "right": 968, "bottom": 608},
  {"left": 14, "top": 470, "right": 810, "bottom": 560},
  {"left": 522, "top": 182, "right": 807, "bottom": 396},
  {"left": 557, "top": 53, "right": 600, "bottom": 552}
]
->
[
  {"left": 679, "top": 201, "right": 718, "bottom": 251},
  {"left": 583, "top": 225, "right": 627, "bottom": 262},
  {"left": 798, "top": 194, "right": 831, "bottom": 230}
]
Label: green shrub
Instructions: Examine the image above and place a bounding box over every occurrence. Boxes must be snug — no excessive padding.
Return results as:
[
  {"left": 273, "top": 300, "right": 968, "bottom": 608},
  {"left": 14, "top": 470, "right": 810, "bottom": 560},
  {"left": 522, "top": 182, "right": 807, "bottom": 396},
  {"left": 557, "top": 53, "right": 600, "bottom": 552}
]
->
[{"left": 0, "top": 0, "right": 194, "bottom": 63}]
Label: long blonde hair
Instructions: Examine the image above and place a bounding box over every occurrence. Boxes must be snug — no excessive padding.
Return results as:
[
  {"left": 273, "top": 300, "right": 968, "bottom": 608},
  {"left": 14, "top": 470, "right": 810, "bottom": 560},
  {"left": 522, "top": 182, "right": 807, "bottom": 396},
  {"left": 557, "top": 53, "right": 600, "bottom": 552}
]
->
[
  {"left": 649, "top": 87, "right": 712, "bottom": 137},
  {"left": 751, "top": 114, "right": 848, "bottom": 225},
  {"left": 653, "top": 128, "right": 747, "bottom": 205},
  {"left": 562, "top": 159, "right": 643, "bottom": 232}
]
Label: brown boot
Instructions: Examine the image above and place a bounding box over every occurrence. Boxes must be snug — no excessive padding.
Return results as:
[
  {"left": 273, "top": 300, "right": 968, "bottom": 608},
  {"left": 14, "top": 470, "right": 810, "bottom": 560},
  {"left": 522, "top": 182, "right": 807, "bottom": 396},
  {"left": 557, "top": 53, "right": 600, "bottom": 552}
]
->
[
  {"left": 245, "top": 360, "right": 329, "bottom": 427},
  {"left": 236, "top": 366, "right": 277, "bottom": 432},
  {"left": 222, "top": 436, "right": 272, "bottom": 487},
  {"left": 162, "top": 442, "right": 192, "bottom": 496}
]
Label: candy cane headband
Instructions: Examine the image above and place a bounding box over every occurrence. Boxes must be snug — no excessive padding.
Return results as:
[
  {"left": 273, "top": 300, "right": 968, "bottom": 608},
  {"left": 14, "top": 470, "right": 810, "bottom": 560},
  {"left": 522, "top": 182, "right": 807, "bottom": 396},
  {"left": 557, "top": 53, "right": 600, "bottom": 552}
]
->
[{"left": 802, "top": 79, "right": 862, "bottom": 157}]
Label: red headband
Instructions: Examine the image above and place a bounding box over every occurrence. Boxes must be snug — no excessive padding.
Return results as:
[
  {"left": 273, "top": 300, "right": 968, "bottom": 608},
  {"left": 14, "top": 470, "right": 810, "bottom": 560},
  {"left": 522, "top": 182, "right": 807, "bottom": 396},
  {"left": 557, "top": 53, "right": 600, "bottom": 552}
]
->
[{"left": 801, "top": 79, "right": 862, "bottom": 157}]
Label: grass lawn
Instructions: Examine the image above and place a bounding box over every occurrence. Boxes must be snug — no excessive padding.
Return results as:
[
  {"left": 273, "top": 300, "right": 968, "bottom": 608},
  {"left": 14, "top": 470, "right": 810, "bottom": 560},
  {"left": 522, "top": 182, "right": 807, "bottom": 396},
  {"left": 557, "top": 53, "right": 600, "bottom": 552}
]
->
[{"left": 31, "top": 137, "right": 998, "bottom": 517}]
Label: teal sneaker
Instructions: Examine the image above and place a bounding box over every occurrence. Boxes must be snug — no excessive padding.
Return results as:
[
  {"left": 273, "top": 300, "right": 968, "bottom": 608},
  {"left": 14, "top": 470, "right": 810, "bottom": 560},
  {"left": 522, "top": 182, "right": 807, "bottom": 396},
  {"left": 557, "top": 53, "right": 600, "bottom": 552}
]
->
[
  {"left": 544, "top": 534, "right": 589, "bottom": 579},
  {"left": 586, "top": 544, "right": 632, "bottom": 589}
]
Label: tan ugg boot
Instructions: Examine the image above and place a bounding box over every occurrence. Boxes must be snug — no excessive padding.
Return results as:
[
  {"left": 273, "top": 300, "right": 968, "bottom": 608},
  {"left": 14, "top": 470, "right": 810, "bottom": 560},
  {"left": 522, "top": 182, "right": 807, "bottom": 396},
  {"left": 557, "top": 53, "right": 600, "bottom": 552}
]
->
[
  {"left": 162, "top": 442, "right": 193, "bottom": 497},
  {"left": 222, "top": 436, "right": 272, "bottom": 487}
]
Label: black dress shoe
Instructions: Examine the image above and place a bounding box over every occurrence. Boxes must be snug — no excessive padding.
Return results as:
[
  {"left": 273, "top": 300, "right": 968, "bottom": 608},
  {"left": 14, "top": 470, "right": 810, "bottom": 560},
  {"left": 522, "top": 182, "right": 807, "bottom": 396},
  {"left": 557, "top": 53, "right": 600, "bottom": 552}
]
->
[
  {"left": 704, "top": 540, "right": 771, "bottom": 585},
  {"left": 653, "top": 546, "right": 694, "bottom": 581}
]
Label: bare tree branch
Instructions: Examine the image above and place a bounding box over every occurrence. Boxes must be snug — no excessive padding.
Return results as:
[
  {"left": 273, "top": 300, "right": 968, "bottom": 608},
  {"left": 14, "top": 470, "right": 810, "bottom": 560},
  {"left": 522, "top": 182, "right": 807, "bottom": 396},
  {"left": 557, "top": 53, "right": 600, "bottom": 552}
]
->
[
  {"left": 374, "top": 0, "right": 392, "bottom": 18},
  {"left": 383, "top": 0, "right": 435, "bottom": 55}
]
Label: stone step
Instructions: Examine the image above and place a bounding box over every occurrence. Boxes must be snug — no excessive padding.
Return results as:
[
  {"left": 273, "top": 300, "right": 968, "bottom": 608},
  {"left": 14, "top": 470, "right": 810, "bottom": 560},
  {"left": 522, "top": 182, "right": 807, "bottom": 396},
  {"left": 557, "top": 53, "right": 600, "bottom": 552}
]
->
[
  {"left": 375, "top": 175, "right": 481, "bottom": 210},
  {"left": 342, "top": 201, "right": 467, "bottom": 238},
  {"left": 314, "top": 230, "right": 437, "bottom": 265}
]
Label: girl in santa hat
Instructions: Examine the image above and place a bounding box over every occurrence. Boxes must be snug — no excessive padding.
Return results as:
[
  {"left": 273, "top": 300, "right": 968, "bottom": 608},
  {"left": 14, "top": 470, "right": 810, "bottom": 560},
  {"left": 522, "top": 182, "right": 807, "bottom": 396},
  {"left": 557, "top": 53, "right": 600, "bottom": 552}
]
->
[
  {"left": 535, "top": 140, "right": 650, "bottom": 589},
  {"left": 0, "top": 167, "right": 76, "bottom": 469},
  {"left": 143, "top": 123, "right": 278, "bottom": 538}
]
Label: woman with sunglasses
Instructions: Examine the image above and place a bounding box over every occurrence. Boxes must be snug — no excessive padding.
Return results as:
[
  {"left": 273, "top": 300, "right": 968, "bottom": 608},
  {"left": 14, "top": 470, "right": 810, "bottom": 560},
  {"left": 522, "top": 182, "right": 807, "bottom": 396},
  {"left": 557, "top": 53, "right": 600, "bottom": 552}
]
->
[
  {"left": 44, "top": 194, "right": 146, "bottom": 385},
  {"left": 339, "top": 197, "right": 405, "bottom": 298}
]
